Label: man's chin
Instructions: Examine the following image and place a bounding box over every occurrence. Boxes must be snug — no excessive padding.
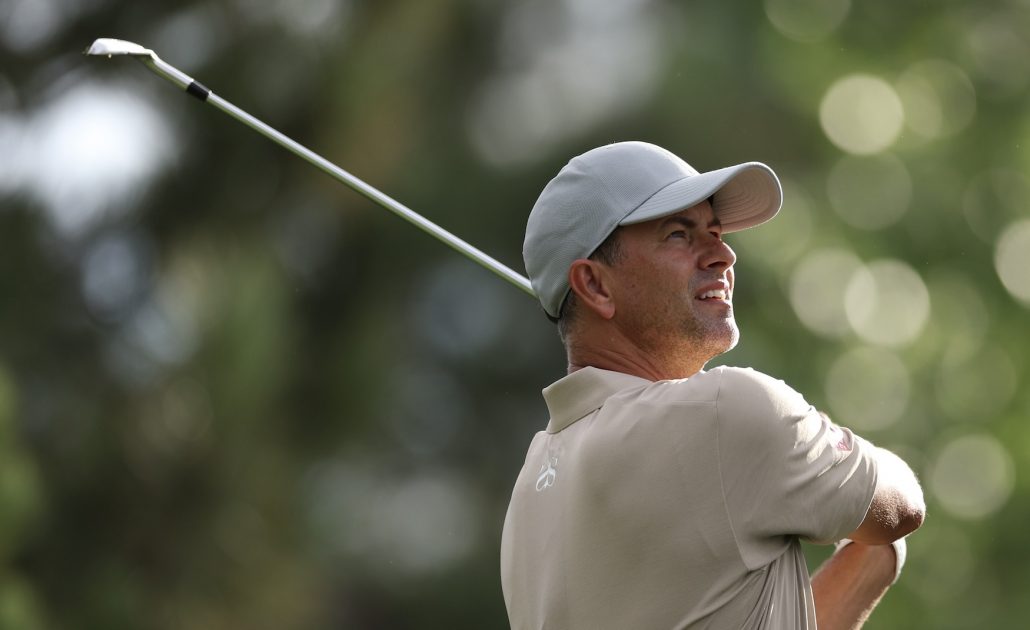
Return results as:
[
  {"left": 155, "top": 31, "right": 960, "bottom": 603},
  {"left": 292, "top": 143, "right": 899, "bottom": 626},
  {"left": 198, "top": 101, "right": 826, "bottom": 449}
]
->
[
  {"left": 701, "top": 322, "right": 740, "bottom": 358},
  {"left": 716, "top": 329, "right": 740, "bottom": 356},
  {"left": 723, "top": 333, "right": 739, "bottom": 353}
]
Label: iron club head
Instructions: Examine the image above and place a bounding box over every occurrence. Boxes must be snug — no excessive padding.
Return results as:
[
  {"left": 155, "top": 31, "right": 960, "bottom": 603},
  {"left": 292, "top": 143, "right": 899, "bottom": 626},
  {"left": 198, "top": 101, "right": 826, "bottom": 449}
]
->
[
  {"left": 83, "top": 38, "right": 155, "bottom": 59},
  {"left": 83, "top": 38, "right": 196, "bottom": 91}
]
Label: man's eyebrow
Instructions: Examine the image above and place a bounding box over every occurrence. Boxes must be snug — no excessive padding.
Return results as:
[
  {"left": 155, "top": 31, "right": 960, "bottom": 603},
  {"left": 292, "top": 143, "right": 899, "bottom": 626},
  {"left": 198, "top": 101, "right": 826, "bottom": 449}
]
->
[{"left": 658, "top": 215, "right": 722, "bottom": 230}]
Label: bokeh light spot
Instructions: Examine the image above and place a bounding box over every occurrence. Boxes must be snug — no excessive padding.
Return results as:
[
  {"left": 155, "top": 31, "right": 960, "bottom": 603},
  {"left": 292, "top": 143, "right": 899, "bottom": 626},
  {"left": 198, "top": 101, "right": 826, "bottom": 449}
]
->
[
  {"left": 730, "top": 178, "right": 813, "bottom": 272},
  {"left": 413, "top": 259, "right": 516, "bottom": 360},
  {"left": 468, "top": 0, "right": 663, "bottom": 166},
  {"left": 963, "top": 169, "right": 1030, "bottom": 244},
  {"left": 0, "top": 572, "right": 45, "bottom": 628},
  {"left": 926, "top": 272, "right": 990, "bottom": 365},
  {"left": 0, "top": 0, "right": 62, "bottom": 53},
  {"left": 966, "top": 11, "right": 1030, "bottom": 95},
  {"left": 377, "top": 475, "right": 479, "bottom": 573},
  {"left": 763, "top": 0, "right": 850, "bottom": 42},
  {"left": 994, "top": 219, "right": 1030, "bottom": 306},
  {"left": 825, "top": 346, "right": 910, "bottom": 431},
  {"left": 305, "top": 462, "right": 479, "bottom": 576},
  {"left": 789, "top": 248, "right": 862, "bottom": 337},
  {"left": 149, "top": 4, "right": 227, "bottom": 70},
  {"left": 827, "top": 153, "right": 912, "bottom": 230},
  {"left": 930, "top": 433, "right": 1014, "bottom": 520},
  {"left": 4, "top": 81, "right": 176, "bottom": 237},
  {"left": 232, "top": 0, "right": 350, "bottom": 39},
  {"left": 820, "top": 74, "right": 904, "bottom": 155},
  {"left": 845, "top": 259, "right": 930, "bottom": 347},
  {"left": 80, "top": 231, "right": 154, "bottom": 324},
  {"left": 896, "top": 59, "right": 976, "bottom": 139}
]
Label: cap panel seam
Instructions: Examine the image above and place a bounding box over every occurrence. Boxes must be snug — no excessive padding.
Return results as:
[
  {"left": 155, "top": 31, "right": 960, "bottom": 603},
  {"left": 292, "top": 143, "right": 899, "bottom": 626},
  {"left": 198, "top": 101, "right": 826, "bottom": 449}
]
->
[
  {"left": 573, "top": 155, "right": 626, "bottom": 257},
  {"left": 575, "top": 155, "right": 617, "bottom": 217}
]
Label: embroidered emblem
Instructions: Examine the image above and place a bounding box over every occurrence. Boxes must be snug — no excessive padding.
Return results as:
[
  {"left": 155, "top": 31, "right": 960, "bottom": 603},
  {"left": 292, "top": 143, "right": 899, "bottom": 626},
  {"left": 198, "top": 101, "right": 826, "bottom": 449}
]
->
[{"left": 535, "top": 457, "right": 559, "bottom": 491}]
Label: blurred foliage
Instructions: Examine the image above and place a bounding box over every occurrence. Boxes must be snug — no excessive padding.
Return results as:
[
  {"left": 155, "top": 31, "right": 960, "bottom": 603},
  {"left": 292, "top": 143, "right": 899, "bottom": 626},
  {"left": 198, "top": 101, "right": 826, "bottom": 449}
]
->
[{"left": 1, "top": 0, "right": 1029, "bottom": 628}]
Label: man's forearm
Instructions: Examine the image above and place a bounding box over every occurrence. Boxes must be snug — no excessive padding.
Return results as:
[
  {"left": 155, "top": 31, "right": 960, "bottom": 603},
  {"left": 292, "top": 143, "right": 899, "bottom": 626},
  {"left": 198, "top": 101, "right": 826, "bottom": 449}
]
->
[{"left": 811, "top": 541, "right": 898, "bottom": 630}]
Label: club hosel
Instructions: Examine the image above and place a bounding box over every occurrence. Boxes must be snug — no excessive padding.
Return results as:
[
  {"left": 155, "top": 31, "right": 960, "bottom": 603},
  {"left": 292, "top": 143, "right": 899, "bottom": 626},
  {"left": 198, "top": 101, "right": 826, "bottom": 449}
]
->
[{"left": 143, "top": 55, "right": 197, "bottom": 93}]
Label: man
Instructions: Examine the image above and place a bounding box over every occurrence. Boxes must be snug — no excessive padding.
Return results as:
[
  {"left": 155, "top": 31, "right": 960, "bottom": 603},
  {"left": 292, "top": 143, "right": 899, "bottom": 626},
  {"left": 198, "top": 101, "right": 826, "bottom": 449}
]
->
[{"left": 501, "top": 142, "right": 925, "bottom": 629}]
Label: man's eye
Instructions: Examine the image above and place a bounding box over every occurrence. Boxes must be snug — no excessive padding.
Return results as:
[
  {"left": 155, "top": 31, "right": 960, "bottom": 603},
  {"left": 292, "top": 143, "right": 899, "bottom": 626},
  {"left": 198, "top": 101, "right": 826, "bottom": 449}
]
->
[{"left": 668, "top": 230, "right": 687, "bottom": 239}]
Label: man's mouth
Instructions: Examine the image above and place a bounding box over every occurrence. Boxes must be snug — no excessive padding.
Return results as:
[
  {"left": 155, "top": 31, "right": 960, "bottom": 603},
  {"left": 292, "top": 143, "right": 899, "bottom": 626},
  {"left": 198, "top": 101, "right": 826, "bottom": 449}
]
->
[{"left": 696, "top": 287, "right": 730, "bottom": 302}]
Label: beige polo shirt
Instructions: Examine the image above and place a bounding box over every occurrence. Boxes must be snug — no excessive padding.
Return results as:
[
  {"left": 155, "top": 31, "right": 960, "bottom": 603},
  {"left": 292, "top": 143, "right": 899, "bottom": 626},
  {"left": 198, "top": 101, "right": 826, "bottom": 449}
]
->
[{"left": 501, "top": 366, "right": 878, "bottom": 630}]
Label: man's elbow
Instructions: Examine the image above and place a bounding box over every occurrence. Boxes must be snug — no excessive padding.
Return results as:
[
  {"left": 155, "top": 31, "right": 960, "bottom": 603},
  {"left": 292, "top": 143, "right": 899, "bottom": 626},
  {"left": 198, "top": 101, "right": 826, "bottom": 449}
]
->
[
  {"left": 895, "top": 497, "right": 926, "bottom": 538},
  {"left": 852, "top": 488, "right": 926, "bottom": 545},
  {"left": 870, "top": 447, "right": 927, "bottom": 542},
  {"left": 880, "top": 490, "right": 926, "bottom": 542}
]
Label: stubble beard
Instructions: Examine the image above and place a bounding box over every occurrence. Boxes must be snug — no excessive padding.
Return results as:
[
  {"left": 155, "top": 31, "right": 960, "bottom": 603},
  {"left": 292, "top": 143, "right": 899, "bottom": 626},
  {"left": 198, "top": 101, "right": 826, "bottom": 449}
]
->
[
  {"left": 626, "top": 294, "right": 740, "bottom": 375},
  {"left": 681, "top": 306, "right": 739, "bottom": 364}
]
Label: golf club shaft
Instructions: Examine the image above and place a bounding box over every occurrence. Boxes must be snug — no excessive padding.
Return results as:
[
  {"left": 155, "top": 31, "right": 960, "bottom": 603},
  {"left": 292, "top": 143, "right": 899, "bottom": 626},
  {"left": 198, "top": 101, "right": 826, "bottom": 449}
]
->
[{"left": 139, "top": 56, "right": 535, "bottom": 296}]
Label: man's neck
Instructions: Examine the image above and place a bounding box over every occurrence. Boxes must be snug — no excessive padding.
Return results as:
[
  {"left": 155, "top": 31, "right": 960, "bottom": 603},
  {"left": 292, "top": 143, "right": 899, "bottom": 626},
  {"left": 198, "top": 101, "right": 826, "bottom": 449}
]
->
[{"left": 565, "top": 335, "right": 706, "bottom": 381}]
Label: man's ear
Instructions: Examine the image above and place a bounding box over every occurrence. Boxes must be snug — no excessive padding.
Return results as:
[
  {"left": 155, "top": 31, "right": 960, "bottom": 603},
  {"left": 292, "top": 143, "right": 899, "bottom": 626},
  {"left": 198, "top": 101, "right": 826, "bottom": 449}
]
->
[{"left": 568, "top": 259, "right": 616, "bottom": 320}]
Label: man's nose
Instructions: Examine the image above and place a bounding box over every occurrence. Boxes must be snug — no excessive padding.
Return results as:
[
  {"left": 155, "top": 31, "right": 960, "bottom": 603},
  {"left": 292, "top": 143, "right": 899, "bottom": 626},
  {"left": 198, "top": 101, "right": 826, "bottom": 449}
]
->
[{"left": 700, "top": 238, "right": 736, "bottom": 270}]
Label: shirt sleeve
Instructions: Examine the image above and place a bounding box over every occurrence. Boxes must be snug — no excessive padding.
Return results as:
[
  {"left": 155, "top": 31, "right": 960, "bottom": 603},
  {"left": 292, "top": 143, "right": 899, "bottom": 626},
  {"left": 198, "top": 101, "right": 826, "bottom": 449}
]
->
[{"left": 712, "top": 367, "right": 878, "bottom": 567}]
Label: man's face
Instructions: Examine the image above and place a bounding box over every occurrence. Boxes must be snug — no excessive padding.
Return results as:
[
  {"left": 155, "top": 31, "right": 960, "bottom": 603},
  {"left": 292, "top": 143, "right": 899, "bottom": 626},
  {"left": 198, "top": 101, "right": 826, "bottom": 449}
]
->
[{"left": 606, "top": 200, "right": 739, "bottom": 365}]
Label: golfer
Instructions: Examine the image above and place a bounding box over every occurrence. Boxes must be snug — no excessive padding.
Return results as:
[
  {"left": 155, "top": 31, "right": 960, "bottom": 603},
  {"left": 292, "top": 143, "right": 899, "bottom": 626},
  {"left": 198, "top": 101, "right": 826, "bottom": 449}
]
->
[{"left": 501, "top": 142, "right": 925, "bottom": 629}]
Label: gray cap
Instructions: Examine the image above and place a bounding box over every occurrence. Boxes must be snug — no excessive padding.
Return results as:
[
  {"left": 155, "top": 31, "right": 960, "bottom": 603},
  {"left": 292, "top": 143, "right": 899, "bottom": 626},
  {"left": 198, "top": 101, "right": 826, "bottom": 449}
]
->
[{"left": 523, "top": 141, "right": 783, "bottom": 318}]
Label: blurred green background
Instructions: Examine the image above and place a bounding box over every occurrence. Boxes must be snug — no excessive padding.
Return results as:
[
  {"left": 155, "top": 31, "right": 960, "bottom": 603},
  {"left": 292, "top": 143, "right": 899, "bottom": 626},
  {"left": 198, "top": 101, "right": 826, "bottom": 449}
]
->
[{"left": 2, "top": 0, "right": 1029, "bottom": 628}]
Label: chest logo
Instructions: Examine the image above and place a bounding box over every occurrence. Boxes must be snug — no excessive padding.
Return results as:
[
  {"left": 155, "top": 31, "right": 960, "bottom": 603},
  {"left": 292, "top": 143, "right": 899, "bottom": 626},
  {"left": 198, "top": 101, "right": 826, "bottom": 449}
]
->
[{"left": 535, "top": 457, "right": 559, "bottom": 492}]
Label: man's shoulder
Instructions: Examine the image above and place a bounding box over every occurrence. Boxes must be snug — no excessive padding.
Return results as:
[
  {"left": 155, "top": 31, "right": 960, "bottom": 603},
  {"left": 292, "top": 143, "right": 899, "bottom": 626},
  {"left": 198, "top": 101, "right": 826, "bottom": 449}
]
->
[
  {"left": 626, "top": 366, "right": 795, "bottom": 407},
  {"left": 703, "top": 366, "right": 811, "bottom": 424},
  {"left": 658, "top": 366, "right": 797, "bottom": 397},
  {"left": 708, "top": 365, "right": 799, "bottom": 396}
]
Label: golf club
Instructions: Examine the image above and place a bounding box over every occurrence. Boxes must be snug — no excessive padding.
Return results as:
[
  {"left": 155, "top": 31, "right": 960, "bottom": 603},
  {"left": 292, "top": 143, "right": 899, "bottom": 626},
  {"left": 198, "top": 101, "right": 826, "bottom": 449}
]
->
[{"left": 84, "top": 38, "right": 535, "bottom": 297}]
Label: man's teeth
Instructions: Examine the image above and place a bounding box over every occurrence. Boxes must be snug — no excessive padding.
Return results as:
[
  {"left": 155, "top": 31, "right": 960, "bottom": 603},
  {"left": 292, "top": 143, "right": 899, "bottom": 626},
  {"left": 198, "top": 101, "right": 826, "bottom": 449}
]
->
[{"left": 699, "top": 289, "right": 728, "bottom": 300}]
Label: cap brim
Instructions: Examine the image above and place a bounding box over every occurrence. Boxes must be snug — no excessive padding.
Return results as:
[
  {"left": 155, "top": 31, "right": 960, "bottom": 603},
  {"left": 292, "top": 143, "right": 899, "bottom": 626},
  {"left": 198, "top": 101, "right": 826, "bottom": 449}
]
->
[{"left": 618, "top": 162, "right": 782, "bottom": 232}]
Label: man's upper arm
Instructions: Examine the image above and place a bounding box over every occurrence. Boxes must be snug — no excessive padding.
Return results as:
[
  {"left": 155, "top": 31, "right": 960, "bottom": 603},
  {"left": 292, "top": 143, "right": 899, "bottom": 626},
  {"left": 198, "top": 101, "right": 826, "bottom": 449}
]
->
[
  {"left": 846, "top": 446, "right": 925, "bottom": 544},
  {"left": 715, "top": 368, "right": 880, "bottom": 554}
]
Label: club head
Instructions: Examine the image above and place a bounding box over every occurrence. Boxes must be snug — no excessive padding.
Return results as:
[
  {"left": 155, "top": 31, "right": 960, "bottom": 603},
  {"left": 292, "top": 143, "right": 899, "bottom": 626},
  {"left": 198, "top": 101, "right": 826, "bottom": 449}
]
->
[
  {"left": 83, "top": 38, "right": 155, "bottom": 59},
  {"left": 83, "top": 38, "right": 196, "bottom": 91}
]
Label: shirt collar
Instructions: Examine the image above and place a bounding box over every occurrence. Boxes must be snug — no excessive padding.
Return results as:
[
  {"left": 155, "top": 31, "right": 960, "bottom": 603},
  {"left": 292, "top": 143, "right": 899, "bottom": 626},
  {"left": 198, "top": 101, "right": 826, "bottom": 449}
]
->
[{"left": 542, "top": 366, "right": 653, "bottom": 433}]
